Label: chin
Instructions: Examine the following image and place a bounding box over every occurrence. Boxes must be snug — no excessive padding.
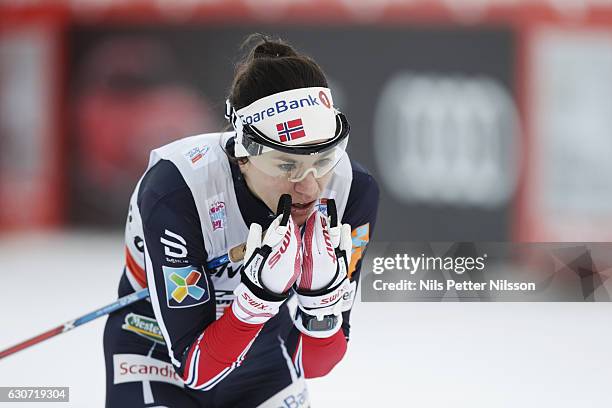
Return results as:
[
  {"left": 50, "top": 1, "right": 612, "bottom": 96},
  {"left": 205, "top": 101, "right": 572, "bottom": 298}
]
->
[{"left": 293, "top": 214, "right": 308, "bottom": 227}]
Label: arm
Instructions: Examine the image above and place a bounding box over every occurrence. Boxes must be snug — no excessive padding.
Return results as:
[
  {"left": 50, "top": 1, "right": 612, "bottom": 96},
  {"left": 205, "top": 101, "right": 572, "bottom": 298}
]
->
[
  {"left": 138, "top": 160, "right": 264, "bottom": 390},
  {"left": 289, "top": 168, "right": 380, "bottom": 378}
]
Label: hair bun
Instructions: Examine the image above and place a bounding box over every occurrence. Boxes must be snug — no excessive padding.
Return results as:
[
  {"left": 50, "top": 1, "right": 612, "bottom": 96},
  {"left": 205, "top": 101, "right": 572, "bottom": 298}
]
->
[
  {"left": 229, "top": 33, "right": 327, "bottom": 111},
  {"left": 253, "top": 39, "right": 297, "bottom": 59}
]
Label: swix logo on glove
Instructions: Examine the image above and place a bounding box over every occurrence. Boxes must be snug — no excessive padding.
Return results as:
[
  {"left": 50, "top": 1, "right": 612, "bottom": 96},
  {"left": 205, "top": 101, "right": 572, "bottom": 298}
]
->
[
  {"left": 319, "top": 218, "right": 336, "bottom": 263},
  {"left": 321, "top": 292, "right": 341, "bottom": 305},
  {"left": 268, "top": 224, "right": 293, "bottom": 269},
  {"left": 241, "top": 292, "right": 270, "bottom": 311},
  {"left": 298, "top": 211, "right": 346, "bottom": 291}
]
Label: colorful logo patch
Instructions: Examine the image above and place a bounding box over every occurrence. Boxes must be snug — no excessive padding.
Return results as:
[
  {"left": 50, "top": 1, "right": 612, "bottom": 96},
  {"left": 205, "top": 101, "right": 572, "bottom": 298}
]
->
[
  {"left": 276, "top": 118, "right": 306, "bottom": 142},
  {"left": 208, "top": 201, "right": 226, "bottom": 231},
  {"left": 349, "top": 223, "right": 370, "bottom": 279},
  {"left": 122, "top": 313, "right": 165, "bottom": 345},
  {"left": 162, "top": 266, "right": 210, "bottom": 308}
]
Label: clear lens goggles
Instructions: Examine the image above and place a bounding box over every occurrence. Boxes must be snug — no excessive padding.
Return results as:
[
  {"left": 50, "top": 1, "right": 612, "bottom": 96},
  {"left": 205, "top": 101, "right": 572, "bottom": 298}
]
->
[{"left": 248, "top": 137, "right": 348, "bottom": 182}]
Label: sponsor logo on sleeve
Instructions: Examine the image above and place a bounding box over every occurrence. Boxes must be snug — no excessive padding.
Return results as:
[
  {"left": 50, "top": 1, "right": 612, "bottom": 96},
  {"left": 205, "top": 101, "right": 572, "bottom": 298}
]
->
[
  {"left": 160, "top": 229, "right": 188, "bottom": 263},
  {"left": 162, "top": 266, "right": 210, "bottom": 308},
  {"left": 113, "top": 354, "right": 184, "bottom": 387},
  {"left": 349, "top": 223, "right": 370, "bottom": 278},
  {"left": 121, "top": 313, "right": 165, "bottom": 345}
]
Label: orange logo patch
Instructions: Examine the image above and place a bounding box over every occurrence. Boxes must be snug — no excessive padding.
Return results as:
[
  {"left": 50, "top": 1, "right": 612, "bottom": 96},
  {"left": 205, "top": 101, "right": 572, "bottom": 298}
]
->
[{"left": 349, "top": 223, "right": 370, "bottom": 279}]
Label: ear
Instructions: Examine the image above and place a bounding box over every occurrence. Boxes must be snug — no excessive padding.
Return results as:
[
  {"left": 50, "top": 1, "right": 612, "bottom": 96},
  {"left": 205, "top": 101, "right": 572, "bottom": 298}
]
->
[{"left": 237, "top": 158, "right": 250, "bottom": 173}]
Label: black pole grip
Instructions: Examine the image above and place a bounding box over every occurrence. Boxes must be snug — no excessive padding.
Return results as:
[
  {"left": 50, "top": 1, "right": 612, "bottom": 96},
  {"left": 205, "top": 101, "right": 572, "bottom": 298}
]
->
[
  {"left": 327, "top": 199, "right": 338, "bottom": 228},
  {"left": 277, "top": 194, "right": 292, "bottom": 226}
]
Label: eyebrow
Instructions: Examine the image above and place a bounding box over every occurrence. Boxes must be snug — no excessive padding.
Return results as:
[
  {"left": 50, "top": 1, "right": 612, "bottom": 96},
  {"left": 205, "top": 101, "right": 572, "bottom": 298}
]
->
[{"left": 274, "top": 156, "right": 297, "bottom": 163}]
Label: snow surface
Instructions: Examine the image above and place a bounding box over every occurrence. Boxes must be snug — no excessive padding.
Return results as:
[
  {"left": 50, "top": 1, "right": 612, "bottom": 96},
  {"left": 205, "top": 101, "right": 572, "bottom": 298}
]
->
[{"left": 1, "top": 231, "right": 611, "bottom": 407}]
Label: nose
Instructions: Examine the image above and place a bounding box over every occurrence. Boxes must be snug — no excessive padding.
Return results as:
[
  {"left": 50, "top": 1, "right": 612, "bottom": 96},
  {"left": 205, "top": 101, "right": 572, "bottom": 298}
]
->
[{"left": 293, "top": 172, "right": 318, "bottom": 198}]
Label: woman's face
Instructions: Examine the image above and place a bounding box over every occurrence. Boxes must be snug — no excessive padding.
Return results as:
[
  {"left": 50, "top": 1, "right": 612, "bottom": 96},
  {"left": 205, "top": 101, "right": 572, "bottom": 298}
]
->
[{"left": 239, "top": 160, "right": 333, "bottom": 226}]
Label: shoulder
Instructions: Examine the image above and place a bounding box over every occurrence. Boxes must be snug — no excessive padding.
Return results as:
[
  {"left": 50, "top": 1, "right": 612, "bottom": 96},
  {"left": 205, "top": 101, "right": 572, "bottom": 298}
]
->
[
  {"left": 136, "top": 160, "right": 196, "bottom": 226},
  {"left": 138, "top": 159, "right": 188, "bottom": 203},
  {"left": 147, "top": 132, "right": 232, "bottom": 173},
  {"left": 339, "top": 158, "right": 380, "bottom": 233},
  {"left": 349, "top": 159, "right": 378, "bottom": 194},
  {"left": 136, "top": 131, "right": 233, "bottom": 221},
  {"left": 347, "top": 159, "right": 379, "bottom": 210}
]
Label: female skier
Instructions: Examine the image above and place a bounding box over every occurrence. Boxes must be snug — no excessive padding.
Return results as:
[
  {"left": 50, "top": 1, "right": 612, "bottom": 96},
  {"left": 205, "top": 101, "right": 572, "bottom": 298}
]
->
[{"left": 104, "top": 35, "right": 379, "bottom": 407}]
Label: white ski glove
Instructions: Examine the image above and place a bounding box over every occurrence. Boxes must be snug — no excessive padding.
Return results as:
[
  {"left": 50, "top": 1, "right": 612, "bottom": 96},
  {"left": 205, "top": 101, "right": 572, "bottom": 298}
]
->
[
  {"left": 294, "top": 199, "right": 354, "bottom": 338},
  {"left": 233, "top": 194, "right": 302, "bottom": 325}
]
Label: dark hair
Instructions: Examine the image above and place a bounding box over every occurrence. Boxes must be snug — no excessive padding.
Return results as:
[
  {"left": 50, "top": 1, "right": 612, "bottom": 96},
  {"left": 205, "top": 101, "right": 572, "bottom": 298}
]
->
[{"left": 228, "top": 34, "right": 328, "bottom": 110}]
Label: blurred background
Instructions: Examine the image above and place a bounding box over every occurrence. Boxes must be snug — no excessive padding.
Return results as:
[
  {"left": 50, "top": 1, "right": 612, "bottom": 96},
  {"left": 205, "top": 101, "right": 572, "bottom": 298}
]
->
[
  {"left": 2, "top": 0, "right": 612, "bottom": 241},
  {"left": 2, "top": 0, "right": 612, "bottom": 407}
]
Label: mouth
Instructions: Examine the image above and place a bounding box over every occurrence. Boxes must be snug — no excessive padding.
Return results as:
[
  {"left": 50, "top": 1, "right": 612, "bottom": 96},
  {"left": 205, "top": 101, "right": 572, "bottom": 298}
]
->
[
  {"left": 290, "top": 200, "right": 316, "bottom": 216},
  {"left": 292, "top": 200, "right": 315, "bottom": 209}
]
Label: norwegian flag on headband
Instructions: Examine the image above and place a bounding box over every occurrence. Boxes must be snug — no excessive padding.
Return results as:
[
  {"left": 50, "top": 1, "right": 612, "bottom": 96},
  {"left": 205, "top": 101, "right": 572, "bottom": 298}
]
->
[{"left": 276, "top": 118, "right": 306, "bottom": 142}]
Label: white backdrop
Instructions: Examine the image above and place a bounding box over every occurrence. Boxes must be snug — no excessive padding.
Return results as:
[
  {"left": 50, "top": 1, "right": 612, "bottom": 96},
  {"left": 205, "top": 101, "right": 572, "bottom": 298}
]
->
[{"left": 1, "top": 232, "right": 611, "bottom": 407}]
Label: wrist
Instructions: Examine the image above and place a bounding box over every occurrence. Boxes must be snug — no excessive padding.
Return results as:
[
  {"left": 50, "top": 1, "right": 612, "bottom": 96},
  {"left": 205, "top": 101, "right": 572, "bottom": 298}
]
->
[
  {"left": 294, "top": 308, "right": 343, "bottom": 338},
  {"left": 295, "top": 276, "right": 350, "bottom": 319},
  {"left": 232, "top": 282, "right": 286, "bottom": 324}
]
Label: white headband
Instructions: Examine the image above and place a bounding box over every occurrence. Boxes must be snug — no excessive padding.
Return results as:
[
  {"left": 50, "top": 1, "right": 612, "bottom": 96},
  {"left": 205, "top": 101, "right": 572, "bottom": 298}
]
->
[{"left": 228, "top": 87, "right": 337, "bottom": 156}]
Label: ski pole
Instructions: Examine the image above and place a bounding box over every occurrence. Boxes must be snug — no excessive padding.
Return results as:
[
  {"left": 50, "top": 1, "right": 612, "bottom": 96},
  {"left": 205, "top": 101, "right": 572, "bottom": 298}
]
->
[
  {"left": 0, "top": 288, "right": 150, "bottom": 360},
  {"left": 0, "top": 244, "right": 249, "bottom": 360}
]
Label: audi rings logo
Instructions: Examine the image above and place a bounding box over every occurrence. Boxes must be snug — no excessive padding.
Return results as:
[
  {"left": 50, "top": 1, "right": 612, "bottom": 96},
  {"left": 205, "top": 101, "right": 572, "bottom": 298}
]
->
[{"left": 374, "top": 73, "right": 520, "bottom": 208}]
